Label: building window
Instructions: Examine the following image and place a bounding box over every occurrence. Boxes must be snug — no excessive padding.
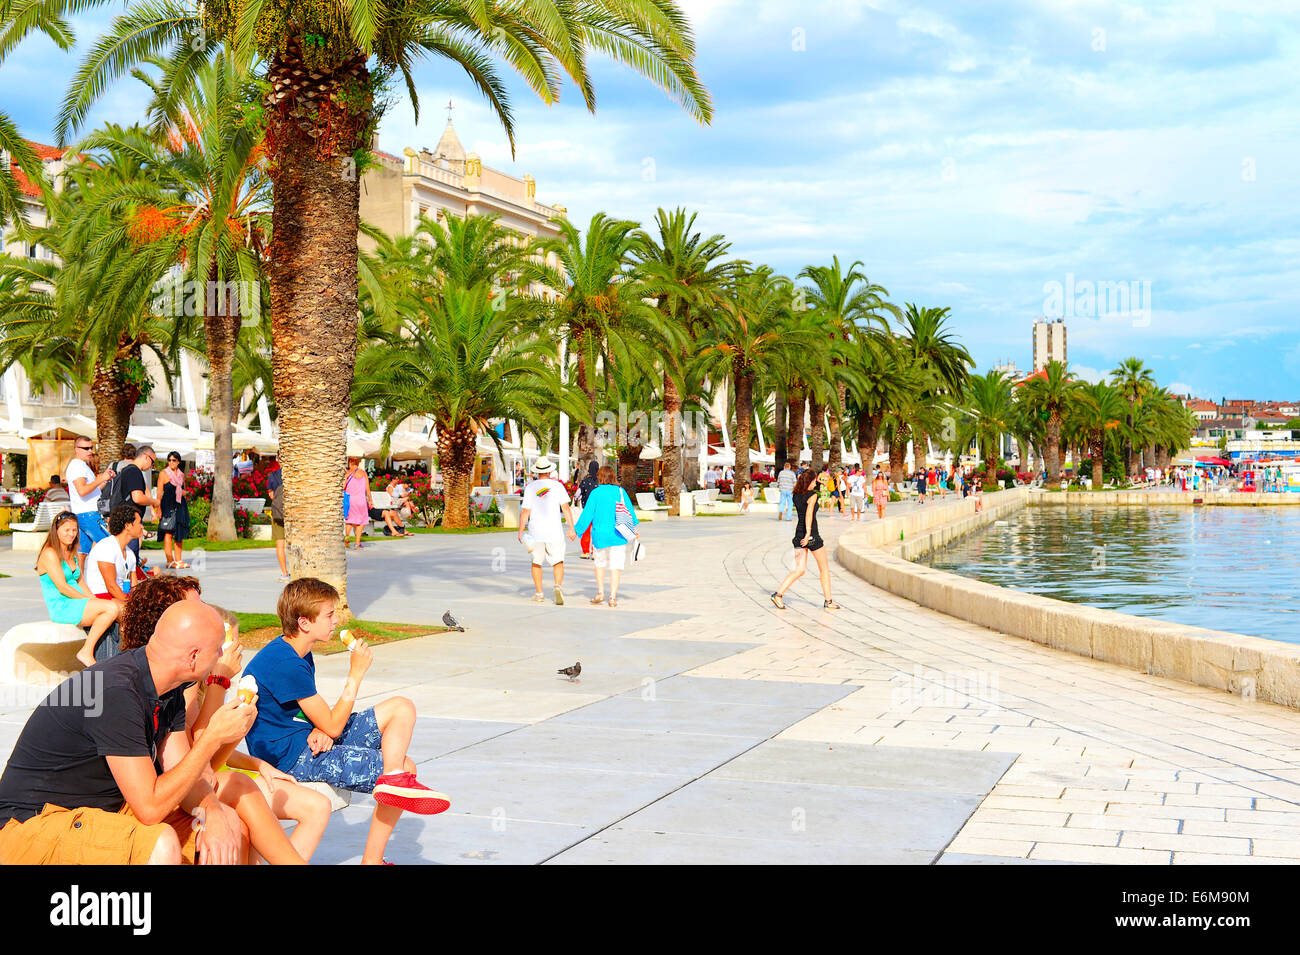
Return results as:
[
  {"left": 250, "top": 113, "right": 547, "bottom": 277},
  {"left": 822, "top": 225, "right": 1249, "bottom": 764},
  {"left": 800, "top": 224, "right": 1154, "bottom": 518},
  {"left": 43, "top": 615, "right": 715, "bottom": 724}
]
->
[
  {"left": 171, "top": 376, "right": 185, "bottom": 409},
  {"left": 27, "top": 244, "right": 37, "bottom": 258},
  {"left": 61, "top": 383, "right": 78, "bottom": 406}
]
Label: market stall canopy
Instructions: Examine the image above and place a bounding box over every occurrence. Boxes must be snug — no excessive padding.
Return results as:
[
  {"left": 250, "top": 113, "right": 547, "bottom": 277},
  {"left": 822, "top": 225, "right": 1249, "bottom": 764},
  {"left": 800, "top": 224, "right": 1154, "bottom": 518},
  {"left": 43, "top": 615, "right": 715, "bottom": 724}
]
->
[
  {"left": 0, "top": 432, "right": 27, "bottom": 453},
  {"left": 1196, "top": 456, "right": 1231, "bottom": 467}
]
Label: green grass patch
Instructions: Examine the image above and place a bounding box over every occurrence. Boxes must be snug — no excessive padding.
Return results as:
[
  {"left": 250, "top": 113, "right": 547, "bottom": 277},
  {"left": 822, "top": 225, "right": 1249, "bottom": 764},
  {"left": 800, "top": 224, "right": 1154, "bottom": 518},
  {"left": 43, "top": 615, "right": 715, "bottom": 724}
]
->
[
  {"left": 405, "top": 525, "right": 514, "bottom": 534},
  {"left": 229, "top": 611, "right": 449, "bottom": 655}
]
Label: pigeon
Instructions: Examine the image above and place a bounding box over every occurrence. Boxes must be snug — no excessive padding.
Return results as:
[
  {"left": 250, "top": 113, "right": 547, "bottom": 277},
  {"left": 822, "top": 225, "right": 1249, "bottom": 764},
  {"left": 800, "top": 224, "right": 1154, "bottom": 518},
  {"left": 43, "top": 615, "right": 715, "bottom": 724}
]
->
[
  {"left": 557, "top": 662, "right": 582, "bottom": 682},
  {"left": 442, "top": 610, "right": 465, "bottom": 632}
]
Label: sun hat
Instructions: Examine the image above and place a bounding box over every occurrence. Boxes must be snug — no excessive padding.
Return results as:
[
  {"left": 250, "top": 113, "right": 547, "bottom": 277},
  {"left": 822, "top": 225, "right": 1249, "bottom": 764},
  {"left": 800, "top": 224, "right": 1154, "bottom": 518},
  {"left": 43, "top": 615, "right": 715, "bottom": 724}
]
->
[{"left": 532, "top": 456, "right": 556, "bottom": 474}]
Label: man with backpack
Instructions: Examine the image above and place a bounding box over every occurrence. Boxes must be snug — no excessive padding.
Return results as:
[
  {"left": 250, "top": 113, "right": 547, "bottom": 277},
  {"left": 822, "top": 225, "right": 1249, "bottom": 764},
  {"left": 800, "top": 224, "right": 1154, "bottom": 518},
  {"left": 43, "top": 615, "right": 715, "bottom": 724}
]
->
[{"left": 109, "top": 445, "right": 160, "bottom": 572}]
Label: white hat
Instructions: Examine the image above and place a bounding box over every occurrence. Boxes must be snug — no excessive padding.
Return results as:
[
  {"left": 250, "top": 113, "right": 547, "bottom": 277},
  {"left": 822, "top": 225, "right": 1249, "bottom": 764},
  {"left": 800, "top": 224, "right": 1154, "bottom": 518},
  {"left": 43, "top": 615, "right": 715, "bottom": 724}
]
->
[{"left": 531, "top": 456, "right": 556, "bottom": 474}]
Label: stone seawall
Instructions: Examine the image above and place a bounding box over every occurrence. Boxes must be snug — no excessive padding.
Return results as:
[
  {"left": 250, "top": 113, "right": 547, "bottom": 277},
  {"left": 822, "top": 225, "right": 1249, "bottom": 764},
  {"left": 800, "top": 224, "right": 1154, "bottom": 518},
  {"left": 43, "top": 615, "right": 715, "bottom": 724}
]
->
[
  {"left": 1031, "top": 490, "right": 1300, "bottom": 506},
  {"left": 835, "top": 489, "right": 1300, "bottom": 708}
]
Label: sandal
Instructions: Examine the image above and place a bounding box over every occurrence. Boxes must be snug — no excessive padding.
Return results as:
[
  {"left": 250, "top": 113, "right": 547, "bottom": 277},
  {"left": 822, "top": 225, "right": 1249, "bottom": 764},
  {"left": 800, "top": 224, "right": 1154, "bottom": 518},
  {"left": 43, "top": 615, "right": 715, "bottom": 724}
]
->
[
  {"left": 608, "top": 597, "right": 618, "bottom": 608},
  {"left": 590, "top": 594, "right": 605, "bottom": 604},
  {"left": 770, "top": 592, "right": 786, "bottom": 610},
  {"left": 823, "top": 599, "right": 841, "bottom": 610}
]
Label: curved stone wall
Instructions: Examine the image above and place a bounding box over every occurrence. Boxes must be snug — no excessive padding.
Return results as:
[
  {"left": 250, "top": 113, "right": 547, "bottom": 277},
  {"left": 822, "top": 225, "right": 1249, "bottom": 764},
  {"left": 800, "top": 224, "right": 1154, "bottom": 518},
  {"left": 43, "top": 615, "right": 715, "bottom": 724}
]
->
[{"left": 835, "top": 489, "right": 1300, "bottom": 708}]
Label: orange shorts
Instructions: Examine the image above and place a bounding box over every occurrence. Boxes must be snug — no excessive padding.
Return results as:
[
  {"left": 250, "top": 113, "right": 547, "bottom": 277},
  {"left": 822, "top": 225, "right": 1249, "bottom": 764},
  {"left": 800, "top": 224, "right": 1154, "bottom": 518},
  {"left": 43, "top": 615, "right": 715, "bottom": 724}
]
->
[{"left": 0, "top": 803, "right": 198, "bottom": 865}]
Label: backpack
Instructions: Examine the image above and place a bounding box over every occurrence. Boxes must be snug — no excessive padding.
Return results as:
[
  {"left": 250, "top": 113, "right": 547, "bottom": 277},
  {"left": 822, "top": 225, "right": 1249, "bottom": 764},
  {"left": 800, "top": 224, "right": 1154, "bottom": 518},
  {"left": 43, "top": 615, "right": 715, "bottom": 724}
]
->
[{"left": 96, "top": 463, "right": 121, "bottom": 517}]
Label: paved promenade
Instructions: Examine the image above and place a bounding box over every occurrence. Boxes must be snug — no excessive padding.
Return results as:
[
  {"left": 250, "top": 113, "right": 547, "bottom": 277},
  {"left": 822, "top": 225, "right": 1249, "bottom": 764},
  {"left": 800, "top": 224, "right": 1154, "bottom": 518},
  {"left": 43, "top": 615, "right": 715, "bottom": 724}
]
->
[{"left": 3, "top": 505, "right": 1299, "bottom": 864}]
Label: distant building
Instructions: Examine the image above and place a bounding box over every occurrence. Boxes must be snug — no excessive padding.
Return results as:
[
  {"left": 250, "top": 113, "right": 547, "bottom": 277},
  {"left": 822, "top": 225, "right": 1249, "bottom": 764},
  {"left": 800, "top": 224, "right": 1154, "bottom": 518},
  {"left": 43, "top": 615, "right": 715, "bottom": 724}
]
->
[
  {"left": 359, "top": 116, "right": 565, "bottom": 252},
  {"left": 1184, "top": 399, "right": 1217, "bottom": 422},
  {"left": 1031, "top": 319, "right": 1067, "bottom": 372},
  {"left": 1218, "top": 399, "right": 1254, "bottom": 417}
]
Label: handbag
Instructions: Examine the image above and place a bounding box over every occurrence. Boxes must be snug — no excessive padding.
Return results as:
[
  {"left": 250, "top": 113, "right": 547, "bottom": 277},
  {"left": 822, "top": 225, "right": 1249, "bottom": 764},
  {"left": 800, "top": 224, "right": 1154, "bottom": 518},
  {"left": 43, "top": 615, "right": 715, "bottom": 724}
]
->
[
  {"left": 158, "top": 511, "right": 177, "bottom": 533},
  {"left": 614, "top": 492, "right": 637, "bottom": 543},
  {"left": 633, "top": 540, "right": 646, "bottom": 562}
]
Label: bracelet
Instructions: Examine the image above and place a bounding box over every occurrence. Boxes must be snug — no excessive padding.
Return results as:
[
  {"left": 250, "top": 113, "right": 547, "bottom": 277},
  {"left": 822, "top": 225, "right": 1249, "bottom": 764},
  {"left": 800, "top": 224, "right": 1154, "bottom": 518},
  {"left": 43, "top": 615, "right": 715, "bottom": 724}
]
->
[{"left": 205, "top": 674, "right": 231, "bottom": 689}]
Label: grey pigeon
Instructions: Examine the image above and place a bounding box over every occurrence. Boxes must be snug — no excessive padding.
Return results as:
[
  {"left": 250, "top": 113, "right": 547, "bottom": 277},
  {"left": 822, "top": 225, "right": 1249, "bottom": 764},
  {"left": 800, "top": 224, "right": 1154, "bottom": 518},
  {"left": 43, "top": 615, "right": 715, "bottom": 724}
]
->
[
  {"left": 557, "top": 662, "right": 581, "bottom": 682},
  {"left": 442, "top": 610, "right": 465, "bottom": 632}
]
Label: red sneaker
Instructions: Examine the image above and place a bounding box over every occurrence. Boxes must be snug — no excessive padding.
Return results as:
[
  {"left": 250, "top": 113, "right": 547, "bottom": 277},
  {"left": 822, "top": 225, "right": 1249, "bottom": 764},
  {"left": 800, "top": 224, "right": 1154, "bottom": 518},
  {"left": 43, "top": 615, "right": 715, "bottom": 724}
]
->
[{"left": 373, "top": 773, "right": 450, "bottom": 815}]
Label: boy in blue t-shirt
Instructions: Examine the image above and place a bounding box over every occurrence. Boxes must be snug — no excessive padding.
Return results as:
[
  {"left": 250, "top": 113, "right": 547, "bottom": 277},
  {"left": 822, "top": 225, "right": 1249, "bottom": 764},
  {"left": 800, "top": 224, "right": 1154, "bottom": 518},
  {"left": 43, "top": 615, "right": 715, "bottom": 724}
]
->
[{"left": 244, "top": 578, "right": 449, "bottom": 865}]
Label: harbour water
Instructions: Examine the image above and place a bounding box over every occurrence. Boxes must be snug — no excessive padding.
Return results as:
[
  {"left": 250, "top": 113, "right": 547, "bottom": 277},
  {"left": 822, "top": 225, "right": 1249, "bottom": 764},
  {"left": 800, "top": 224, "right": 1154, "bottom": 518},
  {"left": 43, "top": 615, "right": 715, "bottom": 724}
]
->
[{"left": 918, "top": 505, "right": 1300, "bottom": 644}]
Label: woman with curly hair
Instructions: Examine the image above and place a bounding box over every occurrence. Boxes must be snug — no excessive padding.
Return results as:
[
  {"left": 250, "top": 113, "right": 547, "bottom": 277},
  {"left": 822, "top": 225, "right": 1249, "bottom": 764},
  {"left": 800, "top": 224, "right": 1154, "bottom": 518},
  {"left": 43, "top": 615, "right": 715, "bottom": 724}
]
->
[{"left": 121, "top": 577, "right": 331, "bottom": 862}]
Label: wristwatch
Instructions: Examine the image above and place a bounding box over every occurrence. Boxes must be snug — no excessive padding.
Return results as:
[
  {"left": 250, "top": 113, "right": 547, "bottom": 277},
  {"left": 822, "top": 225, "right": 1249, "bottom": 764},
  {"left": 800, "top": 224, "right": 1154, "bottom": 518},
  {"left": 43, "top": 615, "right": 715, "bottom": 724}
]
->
[{"left": 206, "top": 674, "right": 231, "bottom": 689}]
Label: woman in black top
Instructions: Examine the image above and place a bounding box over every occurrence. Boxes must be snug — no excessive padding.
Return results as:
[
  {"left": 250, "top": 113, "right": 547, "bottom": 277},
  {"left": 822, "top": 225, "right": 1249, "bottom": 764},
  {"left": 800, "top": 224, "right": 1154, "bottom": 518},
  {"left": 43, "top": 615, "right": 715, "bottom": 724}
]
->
[
  {"left": 577, "top": 461, "right": 600, "bottom": 558},
  {"left": 771, "top": 468, "right": 840, "bottom": 610}
]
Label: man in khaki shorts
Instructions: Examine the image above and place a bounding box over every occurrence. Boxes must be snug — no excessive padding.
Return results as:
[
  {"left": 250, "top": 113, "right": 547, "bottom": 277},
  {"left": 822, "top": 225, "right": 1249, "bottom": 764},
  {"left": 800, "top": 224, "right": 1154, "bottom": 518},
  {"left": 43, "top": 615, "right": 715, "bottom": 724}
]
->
[
  {"left": 517, "top": 456, "right": 577, "bottom": 605},
  {"left": 0, "top": 601, "right": 258, "bottom": 864}
]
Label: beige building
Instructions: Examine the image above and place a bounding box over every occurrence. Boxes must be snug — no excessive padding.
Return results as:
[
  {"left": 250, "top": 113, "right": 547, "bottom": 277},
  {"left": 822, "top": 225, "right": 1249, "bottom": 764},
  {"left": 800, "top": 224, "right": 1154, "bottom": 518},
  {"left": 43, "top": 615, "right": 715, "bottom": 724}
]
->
[
  {"left": 1031, "top": 318, "right": 1067, "bottom": 371},
  {"left": 360, "top": 117, "right": 566, "bottom": 250}
]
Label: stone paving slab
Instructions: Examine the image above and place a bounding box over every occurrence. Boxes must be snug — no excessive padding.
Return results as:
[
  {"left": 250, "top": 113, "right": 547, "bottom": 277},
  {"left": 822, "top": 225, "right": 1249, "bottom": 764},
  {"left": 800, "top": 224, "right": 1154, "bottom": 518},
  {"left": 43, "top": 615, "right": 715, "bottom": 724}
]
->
[{"left": 546, "top": 830, "right": 938, "bottom": 865}]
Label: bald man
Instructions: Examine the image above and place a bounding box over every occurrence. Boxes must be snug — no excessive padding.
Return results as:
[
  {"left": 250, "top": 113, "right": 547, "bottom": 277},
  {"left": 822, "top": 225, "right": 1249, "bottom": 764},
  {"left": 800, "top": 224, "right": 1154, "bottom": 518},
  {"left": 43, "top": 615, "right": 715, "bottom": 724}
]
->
[{"left": 0, "top": 600, "right": 259, "bottom": 864}]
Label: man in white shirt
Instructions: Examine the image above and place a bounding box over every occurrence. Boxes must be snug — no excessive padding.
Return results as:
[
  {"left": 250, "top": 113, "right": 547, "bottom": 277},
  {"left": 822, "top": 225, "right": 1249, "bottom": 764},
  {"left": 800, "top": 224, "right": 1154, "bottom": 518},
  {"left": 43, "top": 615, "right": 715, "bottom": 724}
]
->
[
  {"left": 64, "top": 435, "right": 115, "bottom": 568},
  {"left": 848, "top": 467, "right": 867, "bottom": 522},
  {"left": 517, "top": 456, "right": 577, "bottom": 605},
  {"left": 85, "top": 504, "right": 143, "bottom": 601}
]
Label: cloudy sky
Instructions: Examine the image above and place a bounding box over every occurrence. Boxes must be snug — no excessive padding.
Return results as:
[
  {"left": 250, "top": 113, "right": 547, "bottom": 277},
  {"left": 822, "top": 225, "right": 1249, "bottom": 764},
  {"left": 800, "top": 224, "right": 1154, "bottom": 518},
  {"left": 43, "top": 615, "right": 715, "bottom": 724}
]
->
[{"left": 4, "top": 0, "right": 1298, "bottom": 399}]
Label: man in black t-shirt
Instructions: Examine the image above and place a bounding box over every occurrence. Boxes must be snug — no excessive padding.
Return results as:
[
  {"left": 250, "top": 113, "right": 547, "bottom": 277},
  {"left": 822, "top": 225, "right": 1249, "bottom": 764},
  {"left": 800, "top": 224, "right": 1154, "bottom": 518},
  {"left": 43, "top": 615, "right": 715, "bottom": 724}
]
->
[
  {"left": 115, "top": 444, "right": 160, "bottom": 571},
  {"left": 0, "top": 601, "right": 257, "bottom": 864}
]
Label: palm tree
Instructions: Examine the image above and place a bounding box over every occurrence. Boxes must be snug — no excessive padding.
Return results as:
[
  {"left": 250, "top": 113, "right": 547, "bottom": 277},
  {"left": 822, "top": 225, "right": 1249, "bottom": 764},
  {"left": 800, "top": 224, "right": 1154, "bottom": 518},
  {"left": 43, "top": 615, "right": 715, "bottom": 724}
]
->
[
  {"left": 352, "top": 284, "right": 584, "bottom": 529},
  {"left": 1110, "top": 357, "right": 1155, "bottom": 480},
  {"left": 529, "top": 212, "right": 662, "bottom": 480},
  {"left": 0, "top": 112, "right": 46, "bottom": 234},
  {"left": 898, "top": 303, "right": 972, "bottom": 469},
  {"left": 630, "top": 208, "right": 736, "bottom": 512},
  {"left": 85, "top": 57, "right": 271, "bottom": 540},
  {"left": 39, "top": 0, "right": 712, "bottom": 611},
  {"left": 961, "top": 370, "right": 1015, "bottom": 482},
  {"left": 696, "top": 266, "right": 803, "bottom": 485},
  {"left": 844, "top": 330, "right": 918, "bottom": 471},
  {"left": 1071, "top": 381, "right": 1126, "bottom": 488},
  {"left": 798, "top": 257, "right": 895, "bottom": 472},
  {"left": 1021, "top": 360, "right": 1074, "bottom": 489}
]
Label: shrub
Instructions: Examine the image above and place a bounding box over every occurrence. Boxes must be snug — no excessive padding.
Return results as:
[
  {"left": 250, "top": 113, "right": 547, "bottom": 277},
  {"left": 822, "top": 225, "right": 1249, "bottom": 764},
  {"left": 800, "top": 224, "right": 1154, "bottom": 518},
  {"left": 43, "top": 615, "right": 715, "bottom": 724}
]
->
[
  {"left": 234, "top": 507, "right": 252, "bottom": 538},
  {"left": 17, "top": 486, "right": 50, "bottom": 522},
  {"left": 717, "top": 479, "right": 733, "bottom": 494},
  {"left": 404, "top": 470, "right": 443, "bottom": 526}
]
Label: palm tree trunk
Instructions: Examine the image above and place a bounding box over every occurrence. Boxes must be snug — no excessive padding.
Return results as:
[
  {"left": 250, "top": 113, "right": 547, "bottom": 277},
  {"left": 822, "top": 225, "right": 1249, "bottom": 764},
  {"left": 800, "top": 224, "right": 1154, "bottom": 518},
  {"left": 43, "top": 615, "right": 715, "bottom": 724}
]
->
[
  {"left": 89, "top": 361, "right": 140, "bottom": 466},
  {"left": 856, "top": 411, "right": 882, "bottom": 470},
  {"left": 1016, "top": 437, "right": 1029, "bottom": 472},
  {"left": 618, "top": 446, "right": 641, "bottom": 503},
  {"left": 786, "top": 386, "right": 806, "bottom": 471},
  {"left": 267, "top": 56, "right": 368, "bottom": 612},
  {"left": 828, "top": 381, "right": 845, "bottom": 472},
  {"left": 1091, "top": 434, "right": 1105, "bottom": 487},
  {"left": 204, "top": 287, "right": 240, "bottom": 542},
  {"left": 889, "top": 425, "right": 909, "bottom": 490},
  {"left": 773, "top": 389, "right": 788, "bottom": 469},
  {"left": 808, "top": 395, "right": 825, "bottom": 471},
  {"left": 437, "top": 424, "right": 476, "bottom": 529},
  {"left": 661, "top": 370, "right": 682, "bottom": 515},
  {"left": 733, "top": 370, "right": 753, "bottom": 485},
  {"left": 913, "top": 427, "right": 929, "bottom": 470},
  {"left": 1045, "top": 416, "right": 1063, "bottom": 489},
  {"left": 573, "top": 335, "right": 597, "bottom": 478}
]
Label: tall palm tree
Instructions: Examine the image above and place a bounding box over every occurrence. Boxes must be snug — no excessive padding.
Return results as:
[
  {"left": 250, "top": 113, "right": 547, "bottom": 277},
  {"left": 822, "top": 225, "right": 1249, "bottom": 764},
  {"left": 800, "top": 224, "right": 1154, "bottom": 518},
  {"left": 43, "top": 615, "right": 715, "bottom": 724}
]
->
[
  {"left": 1110, "top": 356, "right": 1155, "bottom": 480},
  {"left": 1071, "top": 381, "right": 1126, "bottom": 488},
  {"left": 898, "top": 303, "right": 972, "bottom": 470},
  {"left": 961, "top": 370, "right": 1015, "bottom": 482},
  {"left": 630, "top": 208, "right": 735, "bottom": 512},
  {"left": 844, "top": 330, "right": 917, "bottom": 471},
  {"left": 1021, "top": 360, "right": 1074, "bottom": 489},
  {"left": 798, "top": 257, "right": 894, "bottom": 472},
  {"left": 529, "top": 212, "right": 662, "bottom": 480},
  {"left": 353, "top": 284, "right": 584, "bottom": 529},
  {"left": 696, "top": 266, "right": 803, "bottom": 485},
  {"left": 0, "top": 113, "right": 46, "bottom": 234},
  {"left": 85, "top": 57, "right": 271, "bottom": 540},
  {"left": 38, "top": 0, "right": 712, "bottom": 609}
]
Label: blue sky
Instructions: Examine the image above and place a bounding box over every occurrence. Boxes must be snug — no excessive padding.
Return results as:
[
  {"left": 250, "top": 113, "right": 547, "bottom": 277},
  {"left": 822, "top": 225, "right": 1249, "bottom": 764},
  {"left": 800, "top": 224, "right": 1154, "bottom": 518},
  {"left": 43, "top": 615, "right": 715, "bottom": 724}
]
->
[{"left": 3, "top": 0, "right": 1298, "bottom": 399}]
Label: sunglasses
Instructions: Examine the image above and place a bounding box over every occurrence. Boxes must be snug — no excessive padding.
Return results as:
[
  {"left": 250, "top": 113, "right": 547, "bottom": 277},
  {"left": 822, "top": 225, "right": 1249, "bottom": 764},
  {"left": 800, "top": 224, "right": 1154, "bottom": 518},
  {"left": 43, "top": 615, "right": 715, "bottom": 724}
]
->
[{"left": 75, "top": 444, "right": 93, "bottom": 451}]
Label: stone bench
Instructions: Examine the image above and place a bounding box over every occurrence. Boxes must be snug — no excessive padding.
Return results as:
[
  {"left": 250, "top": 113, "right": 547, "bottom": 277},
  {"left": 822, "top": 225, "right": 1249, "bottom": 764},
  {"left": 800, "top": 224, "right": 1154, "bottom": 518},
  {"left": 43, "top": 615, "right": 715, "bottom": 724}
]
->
[{"left": 0, "top": 622, "right": 86, "bottom": 685}]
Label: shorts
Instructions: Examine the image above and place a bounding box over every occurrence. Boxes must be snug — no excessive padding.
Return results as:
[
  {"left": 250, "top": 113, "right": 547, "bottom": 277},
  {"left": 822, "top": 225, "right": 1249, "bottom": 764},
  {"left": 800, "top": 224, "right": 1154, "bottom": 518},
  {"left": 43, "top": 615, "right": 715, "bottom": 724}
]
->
[
  {"left": 287, "top": 708, "right": 385, "bottom": 792},
  {"left": 272, "top": 518, "right": 285, "bottom": 541},
  {"left": 0, "top": 803, "right": 196, "bottom": 865},
  {"left": 849, "top": 494, "right": 865, "bottom": 509},
  {"left": 529, "top": 538, "right": 566, "bottom": 566},
  {"left": 593, "top": 545, "right": 626, "bottom": 570},
  {"left": 76, "top": 512, "right": 108, "bottom": 554}
]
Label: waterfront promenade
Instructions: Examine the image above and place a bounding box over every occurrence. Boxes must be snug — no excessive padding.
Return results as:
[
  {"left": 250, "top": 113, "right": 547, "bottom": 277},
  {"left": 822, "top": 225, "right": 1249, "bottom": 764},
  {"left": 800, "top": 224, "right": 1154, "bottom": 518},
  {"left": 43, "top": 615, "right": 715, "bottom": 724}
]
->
[{"left": 3, "top": 509, "right": 1300, "bottom": 863}]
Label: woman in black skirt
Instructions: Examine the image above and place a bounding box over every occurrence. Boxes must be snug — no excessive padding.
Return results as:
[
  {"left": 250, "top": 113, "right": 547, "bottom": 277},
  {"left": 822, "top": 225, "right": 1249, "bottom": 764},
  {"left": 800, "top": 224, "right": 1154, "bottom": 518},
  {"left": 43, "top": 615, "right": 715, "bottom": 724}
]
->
[
  {"left": 771, "top": 467, "right": 840, "bottom": 610},
  {"left": 159, "top": 451, "right": 191, "bottom": 569}
]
